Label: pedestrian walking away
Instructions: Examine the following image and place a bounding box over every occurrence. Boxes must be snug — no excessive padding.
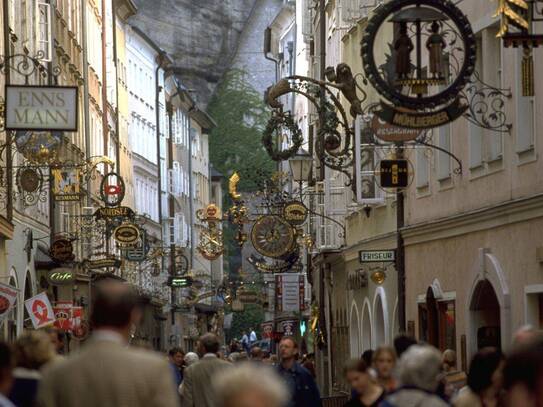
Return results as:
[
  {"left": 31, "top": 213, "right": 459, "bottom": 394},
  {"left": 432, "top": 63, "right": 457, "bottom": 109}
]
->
[
  {"left": 37, "top": 280, "right": 178, "bottom": 407},
  {"left": 180, "top": 332, "right": 231, "bottom": 406}
]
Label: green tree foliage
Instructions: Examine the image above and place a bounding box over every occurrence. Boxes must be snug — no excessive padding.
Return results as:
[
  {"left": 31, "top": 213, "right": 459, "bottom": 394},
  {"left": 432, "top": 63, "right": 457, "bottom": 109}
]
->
[{"left": 207, "top": 69, "right": 275, "bottom": 193}]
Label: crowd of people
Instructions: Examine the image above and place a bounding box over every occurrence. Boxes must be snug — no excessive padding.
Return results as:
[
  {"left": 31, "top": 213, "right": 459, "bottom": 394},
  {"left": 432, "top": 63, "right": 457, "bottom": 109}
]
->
[{"left": 0, "top": 278, "right": 542, "bottom": 406}]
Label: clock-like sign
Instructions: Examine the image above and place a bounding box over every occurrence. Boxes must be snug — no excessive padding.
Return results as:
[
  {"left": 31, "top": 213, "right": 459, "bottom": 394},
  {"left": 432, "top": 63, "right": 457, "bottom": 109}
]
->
[{"left": 251, "top": 215, "right": 296, "bottom": 259}]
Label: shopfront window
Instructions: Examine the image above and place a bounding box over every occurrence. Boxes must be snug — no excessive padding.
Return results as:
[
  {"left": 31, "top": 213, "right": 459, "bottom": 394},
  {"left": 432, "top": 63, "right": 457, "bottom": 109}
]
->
[{"left": 418, "top": 288, "right": 456, "bottom": 351}]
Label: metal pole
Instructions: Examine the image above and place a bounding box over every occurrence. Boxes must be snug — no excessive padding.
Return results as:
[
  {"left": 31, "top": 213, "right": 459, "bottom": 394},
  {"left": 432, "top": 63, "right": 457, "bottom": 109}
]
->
[
  {"left": 3, "top": 0, "right": 12, "bottom": 223},
  {"left": 81, "top": 0, "right": 91, "bottom": 208},
  {"left": 396, "top": 144, "right": 406, "bottom": 333},
  {"left": 167, "top": 102, "right": 176, "bottom": 324}
]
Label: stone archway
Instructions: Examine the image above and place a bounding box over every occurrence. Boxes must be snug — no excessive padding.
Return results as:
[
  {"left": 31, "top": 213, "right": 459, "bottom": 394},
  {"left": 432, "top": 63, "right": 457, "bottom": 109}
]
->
[
  {"left": 373, "top": 287, "right": 390, "bottom": 346},
  {"left": 466, "top": 249, "right": 511, "bottom": 357},
  {"left": 361, "top": 299, "right": 372, "bottom": 351},
  {"left": 350, "top": 301, "right": 361, "bottom": 358}
]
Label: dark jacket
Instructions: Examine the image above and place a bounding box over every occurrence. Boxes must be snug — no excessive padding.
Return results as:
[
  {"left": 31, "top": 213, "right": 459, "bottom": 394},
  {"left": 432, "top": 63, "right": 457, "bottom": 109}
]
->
[{"left": 278, "top": 362, "right": 322, "bottom": 407}]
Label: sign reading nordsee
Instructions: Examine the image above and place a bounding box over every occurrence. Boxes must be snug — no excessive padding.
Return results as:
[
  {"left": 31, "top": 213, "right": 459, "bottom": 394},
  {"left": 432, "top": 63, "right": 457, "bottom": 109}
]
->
[
  {"left": 5, "top": 86, "right": 78, "bottom": 131},
  {"left": 359, "top": 250, "right": 396, "bottom": 263}
]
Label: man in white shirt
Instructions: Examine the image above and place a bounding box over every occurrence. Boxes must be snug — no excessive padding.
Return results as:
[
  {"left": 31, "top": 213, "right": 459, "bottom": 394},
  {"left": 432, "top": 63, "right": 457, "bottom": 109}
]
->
[{"left": 249, "top": 328, "right": 257, "bottom": 345}]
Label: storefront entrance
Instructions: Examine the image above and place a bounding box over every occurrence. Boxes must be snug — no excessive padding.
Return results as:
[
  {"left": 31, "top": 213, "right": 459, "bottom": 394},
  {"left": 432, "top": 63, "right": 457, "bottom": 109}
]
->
[{"left": 469, "top": 279, "right": 501, "bottom": 350}]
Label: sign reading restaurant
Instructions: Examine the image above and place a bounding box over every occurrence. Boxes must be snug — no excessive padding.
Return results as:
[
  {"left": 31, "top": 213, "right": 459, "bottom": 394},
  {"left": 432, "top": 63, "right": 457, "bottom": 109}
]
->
[
  {"left": 359, "top": 250, "right": 396, "bottom": 263},
  {"left": 5, "top": 86, "right": 78, "bottom": 131}
]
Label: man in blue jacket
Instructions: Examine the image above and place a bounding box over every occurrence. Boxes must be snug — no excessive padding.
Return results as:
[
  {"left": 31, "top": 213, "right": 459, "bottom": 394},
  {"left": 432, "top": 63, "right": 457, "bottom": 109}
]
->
[{"left": 277, "top": 336, "right": 322, "bottom": 407}]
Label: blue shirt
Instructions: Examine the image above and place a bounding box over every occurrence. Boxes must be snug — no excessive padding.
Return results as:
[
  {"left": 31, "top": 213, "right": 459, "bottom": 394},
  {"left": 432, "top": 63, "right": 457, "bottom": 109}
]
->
[
  {"left": 170, "top": 362, "right": 183, "bottom": 387},
  {"left": 277, "top": 362, "right": 322, "bottom": 407}
]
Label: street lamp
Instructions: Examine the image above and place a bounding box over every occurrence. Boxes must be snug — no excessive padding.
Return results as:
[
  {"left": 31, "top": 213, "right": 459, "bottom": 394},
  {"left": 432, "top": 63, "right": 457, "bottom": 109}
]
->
[{"left": 288, "top": 148, "right": 312, "bottom": 183}]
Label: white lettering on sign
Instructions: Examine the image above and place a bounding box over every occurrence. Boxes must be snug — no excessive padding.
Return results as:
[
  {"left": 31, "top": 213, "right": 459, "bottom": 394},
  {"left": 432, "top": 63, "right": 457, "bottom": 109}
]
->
[
  {"left": 5, "top": 86, "right": 78, "bottom": 131},
  {"left": 359, "top": 250, "right": 396, "bottom": 263}
]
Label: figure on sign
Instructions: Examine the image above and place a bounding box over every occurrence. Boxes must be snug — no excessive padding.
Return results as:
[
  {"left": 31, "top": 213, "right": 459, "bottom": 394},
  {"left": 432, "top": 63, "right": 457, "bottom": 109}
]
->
[
  {"left": 426, "top": 22, "right": 447, "bottom": 79},
  {"left": 395, "top": 22, "right": 414, "bottom": 80}
]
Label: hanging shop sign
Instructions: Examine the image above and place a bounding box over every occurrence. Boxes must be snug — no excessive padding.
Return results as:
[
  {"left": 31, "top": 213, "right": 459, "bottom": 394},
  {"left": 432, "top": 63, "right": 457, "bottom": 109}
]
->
[
  {"left": 123, "top": 230, "right": 150, "bottom": 262},
  {"left": 359, "top": 250, "right": 396, "bottom": 263},
  {"left": 379, "top": 159, "right": 409, "bottom": 188},
  {"left": 280, "top": 320, "right": 296, "bottom": 336},
  {"left": 0, "top": 283, "right": 19, "bottom": 326},
  {"left": 25, "top": 292, "right": 55, "bottom": 329},
  {"left": 347, "top": 269, "right": 368, "bottom": 290},
  {"left": 50, "top": 239, "right": 75, "bottom": 263},
  {"left": 247, "top": 254, "right": 300, "bottom": 274},
  {"left": 261, "top": 322, "right": 274, "bottom": 339},
  {"left": 47, "top": 268, "right": 75, "bottom": 286},
  {"left": 168, "top": 276, "right": 193, "bottom": 288},
  {"left": 53, "top": 302, "right": 73, "bottom": 331},
  {"left": 282, "top": 201, "right": 309, "bottom": 226},
  {"left": 251, "top": 215, "right": 296, "bottom": 259},
  {"left": 276, "top": 273, "right": 305, "bottom": 313},
  {"left": 99, "top": 173, "right": 126, "bottom": 207},
  {"left": 5, "top": 86, "right": 78, "bottom": 131},
  {"left": 237, "top": 289, "right": 259, "bottom": 304},
  {"left": 197, "top": 227, "right": 224, "bottom": 261},
  {"left": 113, "top": 224, "right": 140, "bottom": 247},
  {"left": 93, "top": 206, "right": 135, "bottom": 220},
  {"left": 231, "top": 299, "right": 244, "bottom": 312},
  {"left": 174, "top": 253, "right": 189, "bottom": 275},
  {"left": 85, "top": 258, "right": 122, "bottom": 270},
  {"left": 17, "top": 167, "right": 42, "bottom": 193},
  {"left": 371, "top": 115, "right": 420, "bottom": 142},
  {"left": 197, "top": 203, "right": 222, "bottom": 222},
  {"left": 51, "top": 167, "right": 82, "bottom": 202},
  {"left": 361, "top": 0, "right": 476, "bottom": 129}
]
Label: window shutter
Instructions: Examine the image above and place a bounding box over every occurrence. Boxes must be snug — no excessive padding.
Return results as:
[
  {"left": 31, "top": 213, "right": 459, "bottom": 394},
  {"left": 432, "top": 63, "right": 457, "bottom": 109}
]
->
[{"left": 37, "top": 2, "right": 52, "bottom": 61}]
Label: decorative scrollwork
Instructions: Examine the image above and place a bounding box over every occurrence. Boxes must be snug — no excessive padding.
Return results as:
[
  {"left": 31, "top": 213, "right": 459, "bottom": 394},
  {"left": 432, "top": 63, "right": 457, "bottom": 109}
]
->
[
  {"left": 262, "top": 111, "right": 303, "bottom": 161},
  {"left": 461, "top": 70, "right": 512, "bottom": 133},
  {"left": 0, "top": 52, "right": 62, "bottom": 81}
]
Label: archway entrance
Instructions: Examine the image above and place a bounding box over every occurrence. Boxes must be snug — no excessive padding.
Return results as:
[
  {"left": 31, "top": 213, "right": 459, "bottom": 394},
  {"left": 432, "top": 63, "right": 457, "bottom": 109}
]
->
[
  {"left": 469, "top": 279, "right": 501, "bottom": 350},
  {"left": 418, "top": 285, "right": 456, "bottom": 351},
  {"left": 374, "top": 295, "right": 386, "bottom": 346},
  {"left": 362, "top": 304, "right": 372, "bottom": 351},
  {"left": 350, "top": 304, "right": 361, "bottom": 358}
]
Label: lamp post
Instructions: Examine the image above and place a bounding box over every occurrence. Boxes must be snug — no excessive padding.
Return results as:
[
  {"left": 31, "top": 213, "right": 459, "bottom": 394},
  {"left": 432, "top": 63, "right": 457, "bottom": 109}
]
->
[{"left": 288, "top": 148, "right": 312, "bottom": 199}]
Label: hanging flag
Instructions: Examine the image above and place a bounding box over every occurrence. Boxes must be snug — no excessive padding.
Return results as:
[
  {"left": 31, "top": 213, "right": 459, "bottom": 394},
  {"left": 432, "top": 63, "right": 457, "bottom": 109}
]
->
[
  {"left": 25, "top": 292, "right": 55, "bottom": 329},
  {"left": 0, "top": 283, "right": 19, "bottom": 326}
]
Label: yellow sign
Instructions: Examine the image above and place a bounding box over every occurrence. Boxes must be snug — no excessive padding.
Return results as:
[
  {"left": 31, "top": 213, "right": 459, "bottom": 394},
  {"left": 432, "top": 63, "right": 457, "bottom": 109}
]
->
[{"left": 52, "top": 168, "right": 82, "bottom": 201}]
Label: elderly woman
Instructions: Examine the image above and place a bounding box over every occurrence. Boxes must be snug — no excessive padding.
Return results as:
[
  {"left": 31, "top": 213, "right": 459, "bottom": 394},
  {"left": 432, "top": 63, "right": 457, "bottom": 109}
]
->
[
  {"left": 214, "top": 363, "right": 288, "bottom": 407},
  {"left": 9, "top": 331, "right": 55, "bottom": 407},
  {"left": 381, "top": 345, "right": 448, "bottom": 407}
]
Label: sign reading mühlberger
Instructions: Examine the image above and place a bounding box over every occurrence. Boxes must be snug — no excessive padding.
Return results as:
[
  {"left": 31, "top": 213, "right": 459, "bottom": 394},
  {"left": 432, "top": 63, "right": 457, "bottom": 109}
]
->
[{"left": 5, "top": 86, "right": 78, "bottom": 131}]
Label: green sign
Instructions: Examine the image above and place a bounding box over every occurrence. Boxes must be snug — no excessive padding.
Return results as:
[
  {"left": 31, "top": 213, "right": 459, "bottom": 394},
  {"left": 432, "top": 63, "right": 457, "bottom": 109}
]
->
[{"left": 168, "top": 276, "right": 193, "bottom": 288}]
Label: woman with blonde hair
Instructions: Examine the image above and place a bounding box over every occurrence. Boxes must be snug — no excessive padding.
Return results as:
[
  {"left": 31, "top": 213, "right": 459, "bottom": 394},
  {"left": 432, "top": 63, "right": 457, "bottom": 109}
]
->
[
  {"left": 9, "top": 330, "right": 55, "bottom": 407},
  {"left": 373, "top": 346, "right": 398, "bottom": 393}
]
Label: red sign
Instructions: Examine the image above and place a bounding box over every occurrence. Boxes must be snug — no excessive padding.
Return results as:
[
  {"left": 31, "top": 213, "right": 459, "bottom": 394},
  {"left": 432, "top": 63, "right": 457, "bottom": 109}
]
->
[
  {"left": 25, "top": 292, "right": 55, "bottom": 329},
  {"left": 53, "top": 302, "right": 73, "bottom": 331}
]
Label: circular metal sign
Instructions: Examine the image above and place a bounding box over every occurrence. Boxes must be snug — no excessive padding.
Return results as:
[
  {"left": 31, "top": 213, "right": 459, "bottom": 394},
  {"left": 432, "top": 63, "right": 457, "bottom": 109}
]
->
[
  {"left": 282, "top": 201, "right": 309, "bottom": 226},
  {"left": 113, "top": 224, "right": 140, "bottom": 247},
  {"left": 100, "top": 172, "right": 126, "bottom": 207},
  {"left": 251, "top": 215, "right": 295, "bottom": 259},
  {"left": 17, "top": 167, "right": 42, "bottom": 193},
  {"left": 50, "top": 239, "right": 75, "bottom": 263},
  {"left": 361, "top": 0, "right": 476, "bottom": 110}
]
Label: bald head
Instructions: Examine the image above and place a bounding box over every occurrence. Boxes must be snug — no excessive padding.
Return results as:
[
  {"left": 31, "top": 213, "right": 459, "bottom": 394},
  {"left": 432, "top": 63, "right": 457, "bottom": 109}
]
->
[{"left": 90, "top": 280, "right": 139, "bottom": 330}]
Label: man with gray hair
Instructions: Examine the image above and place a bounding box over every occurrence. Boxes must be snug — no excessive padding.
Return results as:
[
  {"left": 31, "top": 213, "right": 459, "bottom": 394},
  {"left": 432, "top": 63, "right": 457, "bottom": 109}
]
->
[
  {"left": 381, "top": 345, "right": 448, "bottom": 407},
  {"left": 180, "top": 333, "right": 231, "bottom": 406}
]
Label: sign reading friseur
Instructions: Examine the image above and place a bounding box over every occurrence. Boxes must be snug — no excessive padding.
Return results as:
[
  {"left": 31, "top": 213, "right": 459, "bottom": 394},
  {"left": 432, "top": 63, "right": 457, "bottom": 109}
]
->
[
  {"left": 359, "top": 250, "right": 396, "bottom": 263},
  {"left": 5, "top": 85, "right": 78, "bottom": 131}
]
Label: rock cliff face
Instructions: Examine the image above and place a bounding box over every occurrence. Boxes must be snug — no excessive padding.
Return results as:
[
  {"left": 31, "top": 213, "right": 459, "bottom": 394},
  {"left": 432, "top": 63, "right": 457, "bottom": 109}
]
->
[{"left": 131, "top": 0, "right": 258, "bottom": 106}]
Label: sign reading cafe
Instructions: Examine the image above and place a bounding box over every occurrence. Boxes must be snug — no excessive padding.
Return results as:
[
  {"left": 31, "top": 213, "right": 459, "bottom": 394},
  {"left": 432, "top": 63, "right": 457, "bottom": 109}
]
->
[{"left": 5, "top": 86, "right": 79, "bottom": 131}]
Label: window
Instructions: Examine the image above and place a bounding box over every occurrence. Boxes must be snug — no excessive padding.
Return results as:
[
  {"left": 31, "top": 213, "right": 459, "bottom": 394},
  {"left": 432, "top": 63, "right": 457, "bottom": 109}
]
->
[
  {"left": 516, "top": 48, "right": 535, "bottom": 154},
  {"left": 416, "top": 148, "right": 429, "bottom": 189},
  {"left": 437, "top": 125, "right": 451, "bottom": 181},
  {"left": 38, "top": 2, "right": 54, "bottom": 61}
]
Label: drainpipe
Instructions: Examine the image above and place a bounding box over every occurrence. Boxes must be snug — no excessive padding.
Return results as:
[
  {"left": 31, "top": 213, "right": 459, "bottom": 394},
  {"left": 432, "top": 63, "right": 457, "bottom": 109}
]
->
[
  {"left": 3, "top": 0, "right": 12, "bottom": 222},
  {"left": 167, "top": 100, "right": 176, "bottom": 324},
  {"left": 155, "top": 54, "right": 166, "bottom": 239},
  {"left": 81, "top": 0, "right": 91, "bottom": 208},
  {"left": 112, "top": 0, "right": 120, "bottom": 172},
  {"left": 187, "top": 107, "right": 195, "bottom": 269},
  {"left": 101, "top": 0, "right": 108, "bottom": 170}
]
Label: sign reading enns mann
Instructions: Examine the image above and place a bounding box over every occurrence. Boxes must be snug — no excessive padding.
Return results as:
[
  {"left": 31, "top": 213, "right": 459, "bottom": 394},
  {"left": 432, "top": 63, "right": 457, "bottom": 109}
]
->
[{"left": 5, "top": 86, "right": 78, "bottom": 131}]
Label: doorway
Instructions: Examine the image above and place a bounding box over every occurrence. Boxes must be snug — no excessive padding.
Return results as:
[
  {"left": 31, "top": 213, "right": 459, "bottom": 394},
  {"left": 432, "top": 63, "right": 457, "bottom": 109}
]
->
[{"left": 469, "top": 279, "right": 501, "bottom": 350}]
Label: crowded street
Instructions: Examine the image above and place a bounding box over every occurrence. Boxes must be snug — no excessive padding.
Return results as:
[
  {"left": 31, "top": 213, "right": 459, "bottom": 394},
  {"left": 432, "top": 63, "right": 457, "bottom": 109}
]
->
[{"left": 0, "top": 0, "right": 543, "bottom": 406}]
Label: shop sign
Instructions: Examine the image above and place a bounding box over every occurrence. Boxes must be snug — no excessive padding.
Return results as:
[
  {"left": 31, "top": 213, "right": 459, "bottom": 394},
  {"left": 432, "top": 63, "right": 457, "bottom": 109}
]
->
[
  {"left": 238, "top": 290, "right": 259, "bottom": 304},
  {"left": 99, "top": 173, "right": 126, "bottom": 207},
  {"left": 123, "top": 230, "right": 149, "bottom": 262},
  {"left": 51, "top": 168, "right": 82, "bottom": 201},
  {"left": 371, "top": 115, "right": 420, "bottom": 142},
  {"left": 47, "top": 268, "right": 75, "bottom": 286},
  {"left": 53, "top": 302, "right": 73, "bottom": 331},
  {"left": 17, "top": 167, "right": 42, "bottom": 193},
  {"left": 359, "top": 250, "right": 396, "bottom": 263},
  {"left": 93, "top": 206, "right": 135, "bottom": 220},
  {"left": 113, "top": 224, "right": 140, "bottom": 247},
  {"left": 5, "top": 85, "right": 78, "bottom": 131},
  {"left": 283, "top": 201, "right": 308, "bottom": 226},
  {"left": 231, "top": 299, "right": 244, "bottom": 312},
  {"left": 25, "top": 292, "right": 55, "bottom": 329},
  {"left": 347, "top": 269, "right": 368, "bottom": 290},
  {"left": 380, "top": 160, "right": 409, "bottom": 188},
  {"left": 281, "top": 320, "right": 296, "bottom": 336},
  {"left": 86, "top": 258, "right": 122, "bottom": 270},
  {"left": 375, "top": 99, "right": 468, "bottom": 130},
  {"left": 261, "top": 322, "right": 274, "bottom": 339},
  {"left": 0, "top": 283, "right": 19, "bottom": 325},
  {"left": 50, "top": 239, "right": 75, "bottom": 263},
  {"left": 276, "top": 273, "right": 305, "bottom": 313}
]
